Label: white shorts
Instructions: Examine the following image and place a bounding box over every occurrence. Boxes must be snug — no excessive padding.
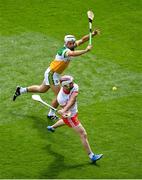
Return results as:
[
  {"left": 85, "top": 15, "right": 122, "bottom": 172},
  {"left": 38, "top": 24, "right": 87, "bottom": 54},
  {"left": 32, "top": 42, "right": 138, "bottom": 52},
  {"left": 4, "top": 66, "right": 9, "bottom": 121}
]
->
[{"left": 43, "top": 67, "right": 60, "bottom": 86}]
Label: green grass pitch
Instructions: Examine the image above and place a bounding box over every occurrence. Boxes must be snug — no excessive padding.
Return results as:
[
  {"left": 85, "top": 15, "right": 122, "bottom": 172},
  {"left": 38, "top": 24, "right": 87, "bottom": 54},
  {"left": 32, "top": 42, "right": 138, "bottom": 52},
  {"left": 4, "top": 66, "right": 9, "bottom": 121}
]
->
[{"left": 0, "top": 0, "right": 142, "bottom": 178}]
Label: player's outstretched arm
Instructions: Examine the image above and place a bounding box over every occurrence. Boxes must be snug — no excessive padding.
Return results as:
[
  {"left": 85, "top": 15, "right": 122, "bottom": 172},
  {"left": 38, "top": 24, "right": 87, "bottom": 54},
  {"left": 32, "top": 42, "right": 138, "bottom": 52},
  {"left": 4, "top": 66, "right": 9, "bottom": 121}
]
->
[
  {"left": 76, "top": 29, "right": 100, "bottom": 46},
  {"left": 66, "top": 45, "right": 92, "bottom": 57}
]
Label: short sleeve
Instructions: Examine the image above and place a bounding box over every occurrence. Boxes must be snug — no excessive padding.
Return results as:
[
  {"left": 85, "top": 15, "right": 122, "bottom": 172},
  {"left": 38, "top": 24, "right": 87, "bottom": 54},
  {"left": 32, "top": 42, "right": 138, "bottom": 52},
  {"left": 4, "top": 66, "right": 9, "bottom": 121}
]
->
[{"left": 73, "top": 83, "right": 79, "bottom": 92}]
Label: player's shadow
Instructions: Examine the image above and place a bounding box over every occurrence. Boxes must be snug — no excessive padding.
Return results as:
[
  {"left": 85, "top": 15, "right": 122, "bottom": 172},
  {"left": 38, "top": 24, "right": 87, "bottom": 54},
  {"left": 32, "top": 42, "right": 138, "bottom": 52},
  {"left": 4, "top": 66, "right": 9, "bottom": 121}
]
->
[
  {"left": 14, "top": 113, "right": 53, "bottom": 138},
  {"left": 39, "top": 144, "right": 99, "bottom": 179},
  {"left": 39, "top": 145, "right": 88, "bottom": 179},
  {"left": 13, "top": 113, "right": 101, "bottom": 178}
]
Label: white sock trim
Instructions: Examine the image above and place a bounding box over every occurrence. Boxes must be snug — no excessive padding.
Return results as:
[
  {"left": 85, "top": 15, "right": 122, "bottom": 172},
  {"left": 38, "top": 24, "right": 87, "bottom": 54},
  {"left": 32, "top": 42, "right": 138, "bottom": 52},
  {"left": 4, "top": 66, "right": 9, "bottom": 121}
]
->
[
  {"left": 48, "top": 109, "right": 55, "bottom": 116},
  {"left": 20, "top": 87, "right": 27, "bottom": 94},
  {"left": 88, "top": 152, "right": 94, "bottom": 159}
]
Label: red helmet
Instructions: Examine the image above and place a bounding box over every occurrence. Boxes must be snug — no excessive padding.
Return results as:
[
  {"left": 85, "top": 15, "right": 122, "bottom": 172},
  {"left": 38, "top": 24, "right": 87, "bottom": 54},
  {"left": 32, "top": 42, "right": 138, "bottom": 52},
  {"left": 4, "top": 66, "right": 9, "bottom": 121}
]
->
[{"left": 60, "top": 75, "right": 74, "bottom": 86}]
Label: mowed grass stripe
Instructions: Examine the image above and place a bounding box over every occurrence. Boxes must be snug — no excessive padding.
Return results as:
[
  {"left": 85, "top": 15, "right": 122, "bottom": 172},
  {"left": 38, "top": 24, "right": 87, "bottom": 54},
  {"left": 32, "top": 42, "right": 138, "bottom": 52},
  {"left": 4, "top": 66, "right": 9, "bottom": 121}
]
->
[{"left": 0, "top": 32, "right": 141, "bottom": 106}]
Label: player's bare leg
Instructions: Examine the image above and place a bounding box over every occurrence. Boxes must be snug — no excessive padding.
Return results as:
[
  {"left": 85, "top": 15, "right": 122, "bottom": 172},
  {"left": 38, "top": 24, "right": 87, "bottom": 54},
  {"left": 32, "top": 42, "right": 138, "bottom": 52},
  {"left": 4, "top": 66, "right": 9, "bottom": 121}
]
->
[
  {"left": 74, "top": 123, "right": 103, "bottom": 162},
  {"left": 47, "top": 119, "right": 65, "bottom": 132},
  {"left": 47, "top": 85, "right": 60, "bottom": 120},
  {"left": 27, "top": 84, "right": 50, "bottom": 93},
  {"left": 50, "top": 84, "right": 60, "bottom": 108},
  {"left": 13, "top": 83, "right": 50, "bottom": 101},
  {"left": 74, "top": 124, "right": 93, "bottom": 154}
]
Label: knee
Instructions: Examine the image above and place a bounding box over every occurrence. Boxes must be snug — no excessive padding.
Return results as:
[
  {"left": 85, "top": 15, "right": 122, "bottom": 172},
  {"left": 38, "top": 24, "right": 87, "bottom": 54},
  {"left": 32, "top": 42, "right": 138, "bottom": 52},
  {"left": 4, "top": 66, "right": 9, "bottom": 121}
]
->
[{"left": 38, "top": 86, "right": 47, "bottom": 93}]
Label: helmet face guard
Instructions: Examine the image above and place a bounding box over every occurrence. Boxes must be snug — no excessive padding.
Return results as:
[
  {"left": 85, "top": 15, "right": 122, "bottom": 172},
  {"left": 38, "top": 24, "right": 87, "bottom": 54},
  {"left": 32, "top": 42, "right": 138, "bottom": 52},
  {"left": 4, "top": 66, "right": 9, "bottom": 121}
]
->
[{"left": 60, "top": 75, "right": 74, "bottom": 87}]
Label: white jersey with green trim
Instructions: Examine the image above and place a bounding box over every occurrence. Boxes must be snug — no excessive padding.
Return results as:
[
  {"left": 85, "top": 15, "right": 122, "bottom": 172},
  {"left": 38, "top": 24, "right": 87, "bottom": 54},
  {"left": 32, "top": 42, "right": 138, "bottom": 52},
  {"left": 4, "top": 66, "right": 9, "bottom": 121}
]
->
[{"left": 55, "top": 46, "right": 71, "bottom": 61}]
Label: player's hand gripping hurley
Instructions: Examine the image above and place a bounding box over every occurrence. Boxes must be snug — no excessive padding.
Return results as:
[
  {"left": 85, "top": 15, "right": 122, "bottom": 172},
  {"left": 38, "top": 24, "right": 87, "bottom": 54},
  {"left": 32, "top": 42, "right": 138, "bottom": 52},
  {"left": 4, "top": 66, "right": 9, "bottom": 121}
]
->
[{"left": 87, "top": 10, "right": 94, "bottom": 45}]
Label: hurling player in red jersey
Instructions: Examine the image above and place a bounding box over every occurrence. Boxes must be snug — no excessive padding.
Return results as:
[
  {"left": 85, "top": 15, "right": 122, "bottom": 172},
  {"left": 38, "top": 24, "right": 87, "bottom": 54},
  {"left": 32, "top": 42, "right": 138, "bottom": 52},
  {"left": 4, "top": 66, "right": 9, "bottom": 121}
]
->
[{"left": 47, "top": 75, "right": 103, "bottom": 163}]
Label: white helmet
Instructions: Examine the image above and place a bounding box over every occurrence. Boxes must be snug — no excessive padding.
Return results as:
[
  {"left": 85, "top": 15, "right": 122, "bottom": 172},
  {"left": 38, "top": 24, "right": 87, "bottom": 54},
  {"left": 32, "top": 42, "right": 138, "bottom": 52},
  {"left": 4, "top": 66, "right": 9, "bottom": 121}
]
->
[
  {"left": 64, "top": 35, "right": 76, "bottom": 44},
  {"left": 60, "top": 75, "right": 74, "bottom": 86}
]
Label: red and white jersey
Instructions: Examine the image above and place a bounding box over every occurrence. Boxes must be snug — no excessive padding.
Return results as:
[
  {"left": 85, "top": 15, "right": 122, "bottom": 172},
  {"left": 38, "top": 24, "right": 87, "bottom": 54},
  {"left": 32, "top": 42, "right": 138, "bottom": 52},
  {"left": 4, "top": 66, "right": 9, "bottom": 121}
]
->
[{"left": 57, "top": 83, "right": 79, "bottom": 117}]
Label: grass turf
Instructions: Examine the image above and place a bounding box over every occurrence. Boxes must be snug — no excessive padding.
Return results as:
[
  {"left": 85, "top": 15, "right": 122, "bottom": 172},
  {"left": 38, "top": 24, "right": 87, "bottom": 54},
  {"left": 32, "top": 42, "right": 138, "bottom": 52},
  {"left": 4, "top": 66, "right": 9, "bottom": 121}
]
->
[{"left": 0, "top": 0, "right": 142, "bottom": 178}]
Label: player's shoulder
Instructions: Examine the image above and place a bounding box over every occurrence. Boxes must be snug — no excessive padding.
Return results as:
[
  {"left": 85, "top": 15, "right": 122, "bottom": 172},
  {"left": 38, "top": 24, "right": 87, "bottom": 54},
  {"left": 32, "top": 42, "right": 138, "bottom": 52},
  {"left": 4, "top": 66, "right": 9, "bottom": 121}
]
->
[
  {"left": 57, "top": 46, "right": 69, "bottom": 56},
  {"left": 72, "top": 83, "right": 79, "bottom": 92}
]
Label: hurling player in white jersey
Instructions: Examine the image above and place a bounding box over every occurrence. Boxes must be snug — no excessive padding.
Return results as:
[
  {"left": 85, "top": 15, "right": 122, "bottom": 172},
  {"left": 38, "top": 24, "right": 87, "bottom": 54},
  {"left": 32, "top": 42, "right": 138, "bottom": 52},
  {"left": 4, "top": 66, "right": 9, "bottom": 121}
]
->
[
  {"left": 13, "top": 29, "right": 100, "bottom": 120},
  {"left": 47, "top": 75, "right": 103, "bottom": 163}
]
